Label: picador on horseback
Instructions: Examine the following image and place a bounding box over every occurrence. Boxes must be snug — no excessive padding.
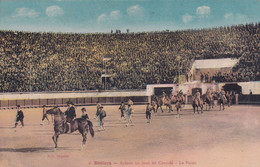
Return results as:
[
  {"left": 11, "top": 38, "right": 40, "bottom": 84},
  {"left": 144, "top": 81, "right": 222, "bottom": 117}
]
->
[
  {"left": 177, "top": 90, "right": 185, "bottom": 104},
  {"left": 192, "top": 89, "right": 203, "bottom": 114},
  {"left": 194, "top": 90, "right": 201, "bottom": 106},
  {"left": 64, "top": 101, "right": 76, "bottom": 133},
  {"left": 204, "top": 88, "right": 214, "bottom": 110},
  {"left": 46, "top": 106, "right": 94, "bottom": 149},
  {"left": 218, "top": 88, "right": 227, "bottom": 111}
]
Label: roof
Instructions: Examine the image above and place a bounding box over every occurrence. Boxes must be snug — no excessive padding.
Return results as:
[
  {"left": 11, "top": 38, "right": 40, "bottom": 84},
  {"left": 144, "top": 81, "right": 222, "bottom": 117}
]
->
[{"left": 191, "top": 58, "right": 238, "bottom": 69}]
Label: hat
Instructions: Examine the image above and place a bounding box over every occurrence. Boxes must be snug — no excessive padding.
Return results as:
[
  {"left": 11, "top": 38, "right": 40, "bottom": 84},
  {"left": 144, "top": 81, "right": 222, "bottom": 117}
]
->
[
  {"left": 81, "top": 108, "right": 86, "bottom": 111},
  {"left": 67, "top": 101, "right": 74, "bottom": 105}
]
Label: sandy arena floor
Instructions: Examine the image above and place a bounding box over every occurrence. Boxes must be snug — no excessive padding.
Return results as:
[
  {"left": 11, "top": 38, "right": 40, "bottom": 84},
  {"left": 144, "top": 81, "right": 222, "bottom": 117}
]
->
[{"left": 0, "top": 104, "right": 260, "bottom": 167}]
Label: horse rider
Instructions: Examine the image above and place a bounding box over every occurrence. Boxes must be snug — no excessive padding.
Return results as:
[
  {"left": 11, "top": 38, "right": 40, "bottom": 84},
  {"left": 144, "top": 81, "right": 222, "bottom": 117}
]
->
[
  {"left": 206, "top": 88, "right": 213, "bottom": 101},
  {"left": 162, "top": 91, "right": 166, "bottom": 97},
  {"left": 14, "top": 104, "right": 24, "bottom": 128},
  {"left": 64, "top": 101, "right": 76, "bottom": 133},
  {"left": 164, "top": 96, "right": 173, "bottom": 112},
  {"left": 151, "top": 100, "right": 157, "bottom": 113},
  {"left": 220, "top": 88, "right": 227, "bottom": 102},
  {"left": 194, "top": 90, "right": 201, "bottom": 106},
  {"left": 177, "top": 89, "right": 185, "bottom": 104},
  {"left": 206, "top": 88, "right": 211, "bottom": 95},
  {"left": 81, "top": 108, "right": 89, "bottom": 120}
]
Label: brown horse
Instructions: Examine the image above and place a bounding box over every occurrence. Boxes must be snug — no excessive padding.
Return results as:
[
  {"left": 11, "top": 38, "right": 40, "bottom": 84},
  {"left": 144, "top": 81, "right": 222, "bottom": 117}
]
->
[
  {"left": 46, "top": 107, "right": 94, "bottom": 150},
  {"left": 170, "top": 95, "right": 183, "bottom": 117},
  {"left": 192, "top": 96, "right": 203, "bottom": 114},
  {"left": 203, "top": 93, "right": 214, "bottom": 111},
  {"left": 215, "top": 92, "right": 226, "bottom": 111},
  {"left": 153, "top": 95, "right": 168, "bottom": 113},
  {"left": 153, "top": 93, "right": 184, "bottom": 115},
  {"left": 225, "top": 91, "right": 234, "bottom": 107}
]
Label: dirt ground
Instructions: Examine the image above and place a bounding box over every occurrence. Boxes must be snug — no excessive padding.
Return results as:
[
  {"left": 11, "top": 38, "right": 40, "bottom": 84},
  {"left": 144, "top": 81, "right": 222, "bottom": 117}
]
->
[{"left": 0, "top": 104, "right": 260, "bottom": 167}]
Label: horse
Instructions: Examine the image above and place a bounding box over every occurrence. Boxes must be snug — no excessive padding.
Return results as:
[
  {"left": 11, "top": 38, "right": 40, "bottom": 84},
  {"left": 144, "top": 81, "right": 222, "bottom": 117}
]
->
[
  {"left": 46, "top": 107, "right": 94, "bottom": 150},
  {"left": 170, "top": 95, "right": 182, "bottom": 117},
  {"left": 203, "top": 93, "right": 214, "bottom": 111},
  {"left": 151, "top": 100, "right": 157, "bottom": 113},
  {"left": 225, "top": 91, "right": 234, "bottom": 107},
  {"left": 192, "top": 96, "right": 203, "bottom": 114},
  {"left": 164, "top": 96, "right": 174, "bottom": 112},
  {"left": 153, "top": 95, "right": 167, "bottom": 113},
  {"left": 215, "top": 92, "right": 226, "bottom": 111}
]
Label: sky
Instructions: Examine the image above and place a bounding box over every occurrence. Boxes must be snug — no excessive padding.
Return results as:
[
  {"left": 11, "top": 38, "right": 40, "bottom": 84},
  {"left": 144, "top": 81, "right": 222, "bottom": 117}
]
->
[{"left": 0, "top": 0, "right": 259, "bottom": 33}]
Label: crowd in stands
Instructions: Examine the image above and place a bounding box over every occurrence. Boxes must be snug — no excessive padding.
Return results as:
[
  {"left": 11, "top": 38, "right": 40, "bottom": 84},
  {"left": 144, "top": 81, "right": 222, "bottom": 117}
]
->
[{"left": 0, "top": 23, "right": 259, "bottom": 92}]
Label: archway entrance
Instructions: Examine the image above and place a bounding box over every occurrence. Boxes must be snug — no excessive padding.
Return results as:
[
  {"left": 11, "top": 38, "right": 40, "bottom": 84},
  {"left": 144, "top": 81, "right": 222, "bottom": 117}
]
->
[
  {"left": 154, "top": 87, "right": 173, "bottom": 96},
  {"left": 222, "top": 83, "right": 242, "bottom": 94},
  {"left": 192, "top": 88, "right": 202, "bottom": 96}
]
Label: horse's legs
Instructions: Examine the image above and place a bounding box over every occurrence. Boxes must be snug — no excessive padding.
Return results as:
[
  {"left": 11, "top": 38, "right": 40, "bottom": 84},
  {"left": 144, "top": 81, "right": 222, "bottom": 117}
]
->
[
  {"left": 52, "top": 133, "right": 60, "bottom": 148},
  {"left": 52, "top": 136, "right": 56, "bottom": 147},
  {"left": 168, "top": 105, "right": 172, "bottom": 112},
  {"left": 160, "top": 105, "right": 164, "bottom": 113},
  {"left": 153, "top": 107, "right": 156, "bottom": 113},
  {"left": 176, "top": 108, "right": 180, "bottom": 118},
  {"left": 80, "top": 132, "right": 87, "bottom": 150},
  {"left": 156, "top": 105, "right": 159, "bottom": 113}
]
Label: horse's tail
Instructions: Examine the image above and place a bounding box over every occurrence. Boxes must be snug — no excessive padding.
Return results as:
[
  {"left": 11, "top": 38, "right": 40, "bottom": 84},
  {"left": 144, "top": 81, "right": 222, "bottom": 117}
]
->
[{"left": 87, "top": 120, "right": 94, "bottom": 137}]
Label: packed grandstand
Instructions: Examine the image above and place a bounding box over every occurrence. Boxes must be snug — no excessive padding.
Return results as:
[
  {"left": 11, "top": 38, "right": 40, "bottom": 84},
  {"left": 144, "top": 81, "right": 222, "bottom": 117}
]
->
[{"left": 0, "top": 23, "right": 259, "bottom": 92}]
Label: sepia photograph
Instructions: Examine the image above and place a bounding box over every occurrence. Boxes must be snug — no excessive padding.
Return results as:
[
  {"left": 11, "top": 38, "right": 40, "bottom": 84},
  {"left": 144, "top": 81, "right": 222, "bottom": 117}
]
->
[{"left": 0, "top": 0, "right": 260, "bottom": 166}]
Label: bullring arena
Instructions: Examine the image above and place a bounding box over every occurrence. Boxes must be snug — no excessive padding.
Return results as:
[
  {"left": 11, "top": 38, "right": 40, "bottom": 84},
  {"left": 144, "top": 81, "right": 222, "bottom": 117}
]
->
[
  {"left": 1, "top": 103, "right": 260, "bottom": 167},
  {"left": 1, "top": 19, "right": 260, "bottom": 167}
]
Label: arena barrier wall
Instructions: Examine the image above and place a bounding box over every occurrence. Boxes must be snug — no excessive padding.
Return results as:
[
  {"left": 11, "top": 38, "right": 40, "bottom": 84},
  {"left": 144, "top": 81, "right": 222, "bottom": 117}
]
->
[
  {"left": 0, "top": 90, "right": 150, "bottom": 109},
  {"left": 1, "top": 81, "right": 259, "bottom": 109}
]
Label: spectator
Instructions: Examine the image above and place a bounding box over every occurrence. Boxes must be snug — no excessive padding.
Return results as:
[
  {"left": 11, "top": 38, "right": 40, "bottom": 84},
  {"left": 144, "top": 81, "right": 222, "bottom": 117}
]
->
[{"left": 0, "top": 23, "right": 259, "bottom": 92}]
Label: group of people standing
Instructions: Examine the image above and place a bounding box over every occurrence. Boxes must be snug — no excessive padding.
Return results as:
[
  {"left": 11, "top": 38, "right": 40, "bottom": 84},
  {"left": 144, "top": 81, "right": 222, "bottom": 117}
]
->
[
  {"left": 119, "top": 99, "right": 135, "bottom": 126},
  {"left": 13, "top": 98, "right": 155, "bottom": 130}
]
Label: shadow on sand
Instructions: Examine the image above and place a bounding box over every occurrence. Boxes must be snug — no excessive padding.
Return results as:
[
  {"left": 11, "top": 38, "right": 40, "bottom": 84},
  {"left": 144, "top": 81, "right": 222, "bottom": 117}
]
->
[{"left": 0, "top": 147, "right": 80, "bottom": 152}]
